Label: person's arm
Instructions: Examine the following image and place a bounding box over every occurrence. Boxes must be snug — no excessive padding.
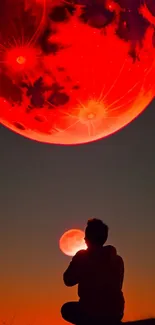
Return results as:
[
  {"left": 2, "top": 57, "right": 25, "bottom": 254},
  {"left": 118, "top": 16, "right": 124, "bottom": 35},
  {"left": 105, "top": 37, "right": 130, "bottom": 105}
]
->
[
  {"left": 63, "top": 250, "right": 84, "bottom": 287},
  {"left": 115, "top": 255, "right": 124, "bottom": 289}
]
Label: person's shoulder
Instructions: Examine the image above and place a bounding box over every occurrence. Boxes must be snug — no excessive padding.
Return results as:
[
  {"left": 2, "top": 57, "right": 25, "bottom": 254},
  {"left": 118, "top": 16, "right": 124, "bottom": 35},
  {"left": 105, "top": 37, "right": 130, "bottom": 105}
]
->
[
  {"left": 73, "top": 249, "right": 87, "bottom": 260},
  {"left": 75, "top": 249, "right": 87, "bottom": 257},
  {"left": 115, "top": 252, "right": 123, "bottom": 261},
  {"left": 115, "top": 254, "right": 124, "bottom": 268},
  {"left": 103, "top": 245, "right": 117, "bottom": 255}
]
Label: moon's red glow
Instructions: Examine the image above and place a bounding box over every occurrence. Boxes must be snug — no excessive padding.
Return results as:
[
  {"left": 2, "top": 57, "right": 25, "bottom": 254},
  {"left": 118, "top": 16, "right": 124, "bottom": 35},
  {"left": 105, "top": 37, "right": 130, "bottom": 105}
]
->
[
  {"left": 59, "top": 229, "right": 87, "bottom": 257},
  {"left": 0, "top": 0, "right": 155, "bottom": 144}
]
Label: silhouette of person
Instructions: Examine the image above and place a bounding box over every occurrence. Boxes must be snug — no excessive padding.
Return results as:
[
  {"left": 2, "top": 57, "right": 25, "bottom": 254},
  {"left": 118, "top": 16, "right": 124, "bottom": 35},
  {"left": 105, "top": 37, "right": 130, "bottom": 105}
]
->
[{"left": 61, "top": 218, "right": 125, "bottom": 325}]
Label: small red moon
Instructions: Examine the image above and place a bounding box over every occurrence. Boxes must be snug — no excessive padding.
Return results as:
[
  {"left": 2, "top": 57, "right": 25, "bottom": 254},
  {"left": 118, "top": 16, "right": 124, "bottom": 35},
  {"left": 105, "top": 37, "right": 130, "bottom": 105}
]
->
[{"left": 59, "top": 229, "right": 87, "bottom": 257}]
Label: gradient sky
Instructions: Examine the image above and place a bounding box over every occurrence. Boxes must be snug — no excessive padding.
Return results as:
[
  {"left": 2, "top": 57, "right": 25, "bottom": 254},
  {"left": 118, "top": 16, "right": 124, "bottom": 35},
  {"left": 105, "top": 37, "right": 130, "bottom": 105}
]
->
[{"left": 0, "top": 100, "right": 155, "bottom": 325}]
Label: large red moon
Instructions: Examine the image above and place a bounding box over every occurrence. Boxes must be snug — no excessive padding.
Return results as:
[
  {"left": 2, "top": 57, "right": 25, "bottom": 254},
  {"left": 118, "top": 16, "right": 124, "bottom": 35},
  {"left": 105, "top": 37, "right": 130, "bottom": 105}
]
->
[
  {"left": 0, "top": 0, "right": 155, "bottom": 145},
  {"left": 59, "top": 229, "right": 87, "bottom": 257}
]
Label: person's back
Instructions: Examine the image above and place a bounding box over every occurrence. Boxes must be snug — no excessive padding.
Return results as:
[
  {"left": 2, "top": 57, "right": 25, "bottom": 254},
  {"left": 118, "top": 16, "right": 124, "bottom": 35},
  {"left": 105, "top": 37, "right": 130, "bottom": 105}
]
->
[
  {"left": 61, "top": 219, "right": 125, "bottom": 324},
  {"left": 68, "top": 245, "right": 124, "bottom": 320}
]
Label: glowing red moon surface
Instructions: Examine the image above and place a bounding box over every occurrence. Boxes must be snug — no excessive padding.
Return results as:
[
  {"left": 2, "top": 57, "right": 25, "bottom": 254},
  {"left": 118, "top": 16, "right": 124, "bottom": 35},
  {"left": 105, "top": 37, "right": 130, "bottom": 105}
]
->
[
  {"left": 0, "top": 0, "right": 155, "bottom": 144},
  {"left": 59, "top": 229, "right": 87, "bottom": 256}
]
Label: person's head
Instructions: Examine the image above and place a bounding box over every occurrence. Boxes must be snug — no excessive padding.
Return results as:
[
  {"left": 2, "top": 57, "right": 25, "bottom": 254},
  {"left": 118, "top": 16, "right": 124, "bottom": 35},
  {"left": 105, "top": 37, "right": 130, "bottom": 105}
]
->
[{"left": 85, "top": 218, "right": 109, "bottom": 247}]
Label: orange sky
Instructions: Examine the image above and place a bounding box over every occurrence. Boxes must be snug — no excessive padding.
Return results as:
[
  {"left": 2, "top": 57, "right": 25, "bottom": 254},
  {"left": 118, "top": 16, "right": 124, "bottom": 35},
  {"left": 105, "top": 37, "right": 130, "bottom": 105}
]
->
[{"left": 1, "top": 251, "right": 155, "bottom": 325}]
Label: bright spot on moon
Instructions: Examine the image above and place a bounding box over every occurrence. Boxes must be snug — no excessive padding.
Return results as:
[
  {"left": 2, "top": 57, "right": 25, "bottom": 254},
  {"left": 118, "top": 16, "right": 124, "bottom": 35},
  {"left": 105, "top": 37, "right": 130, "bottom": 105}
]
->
[
  {"left": 16, "top": 56, "right": 26, "bottom": 65},
  {"left": 59, "top": 229, "right": 87, "bottom": 257}
]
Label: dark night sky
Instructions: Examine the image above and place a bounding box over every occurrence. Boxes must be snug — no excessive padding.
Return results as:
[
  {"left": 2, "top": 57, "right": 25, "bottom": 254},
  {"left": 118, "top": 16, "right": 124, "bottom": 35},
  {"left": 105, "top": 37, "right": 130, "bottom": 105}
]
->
[{"left": 0, "top": 100, "right": 155, "bottom": 324}]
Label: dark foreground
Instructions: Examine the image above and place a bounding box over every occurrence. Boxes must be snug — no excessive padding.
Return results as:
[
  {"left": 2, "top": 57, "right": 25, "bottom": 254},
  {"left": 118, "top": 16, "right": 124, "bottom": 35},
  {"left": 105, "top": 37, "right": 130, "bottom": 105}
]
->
[
  {"left": 125, "top": 319, "right": 155, "bottom": 325},
  {"left": 73, "top": 318, "right": 155, "bottom": 325}
]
